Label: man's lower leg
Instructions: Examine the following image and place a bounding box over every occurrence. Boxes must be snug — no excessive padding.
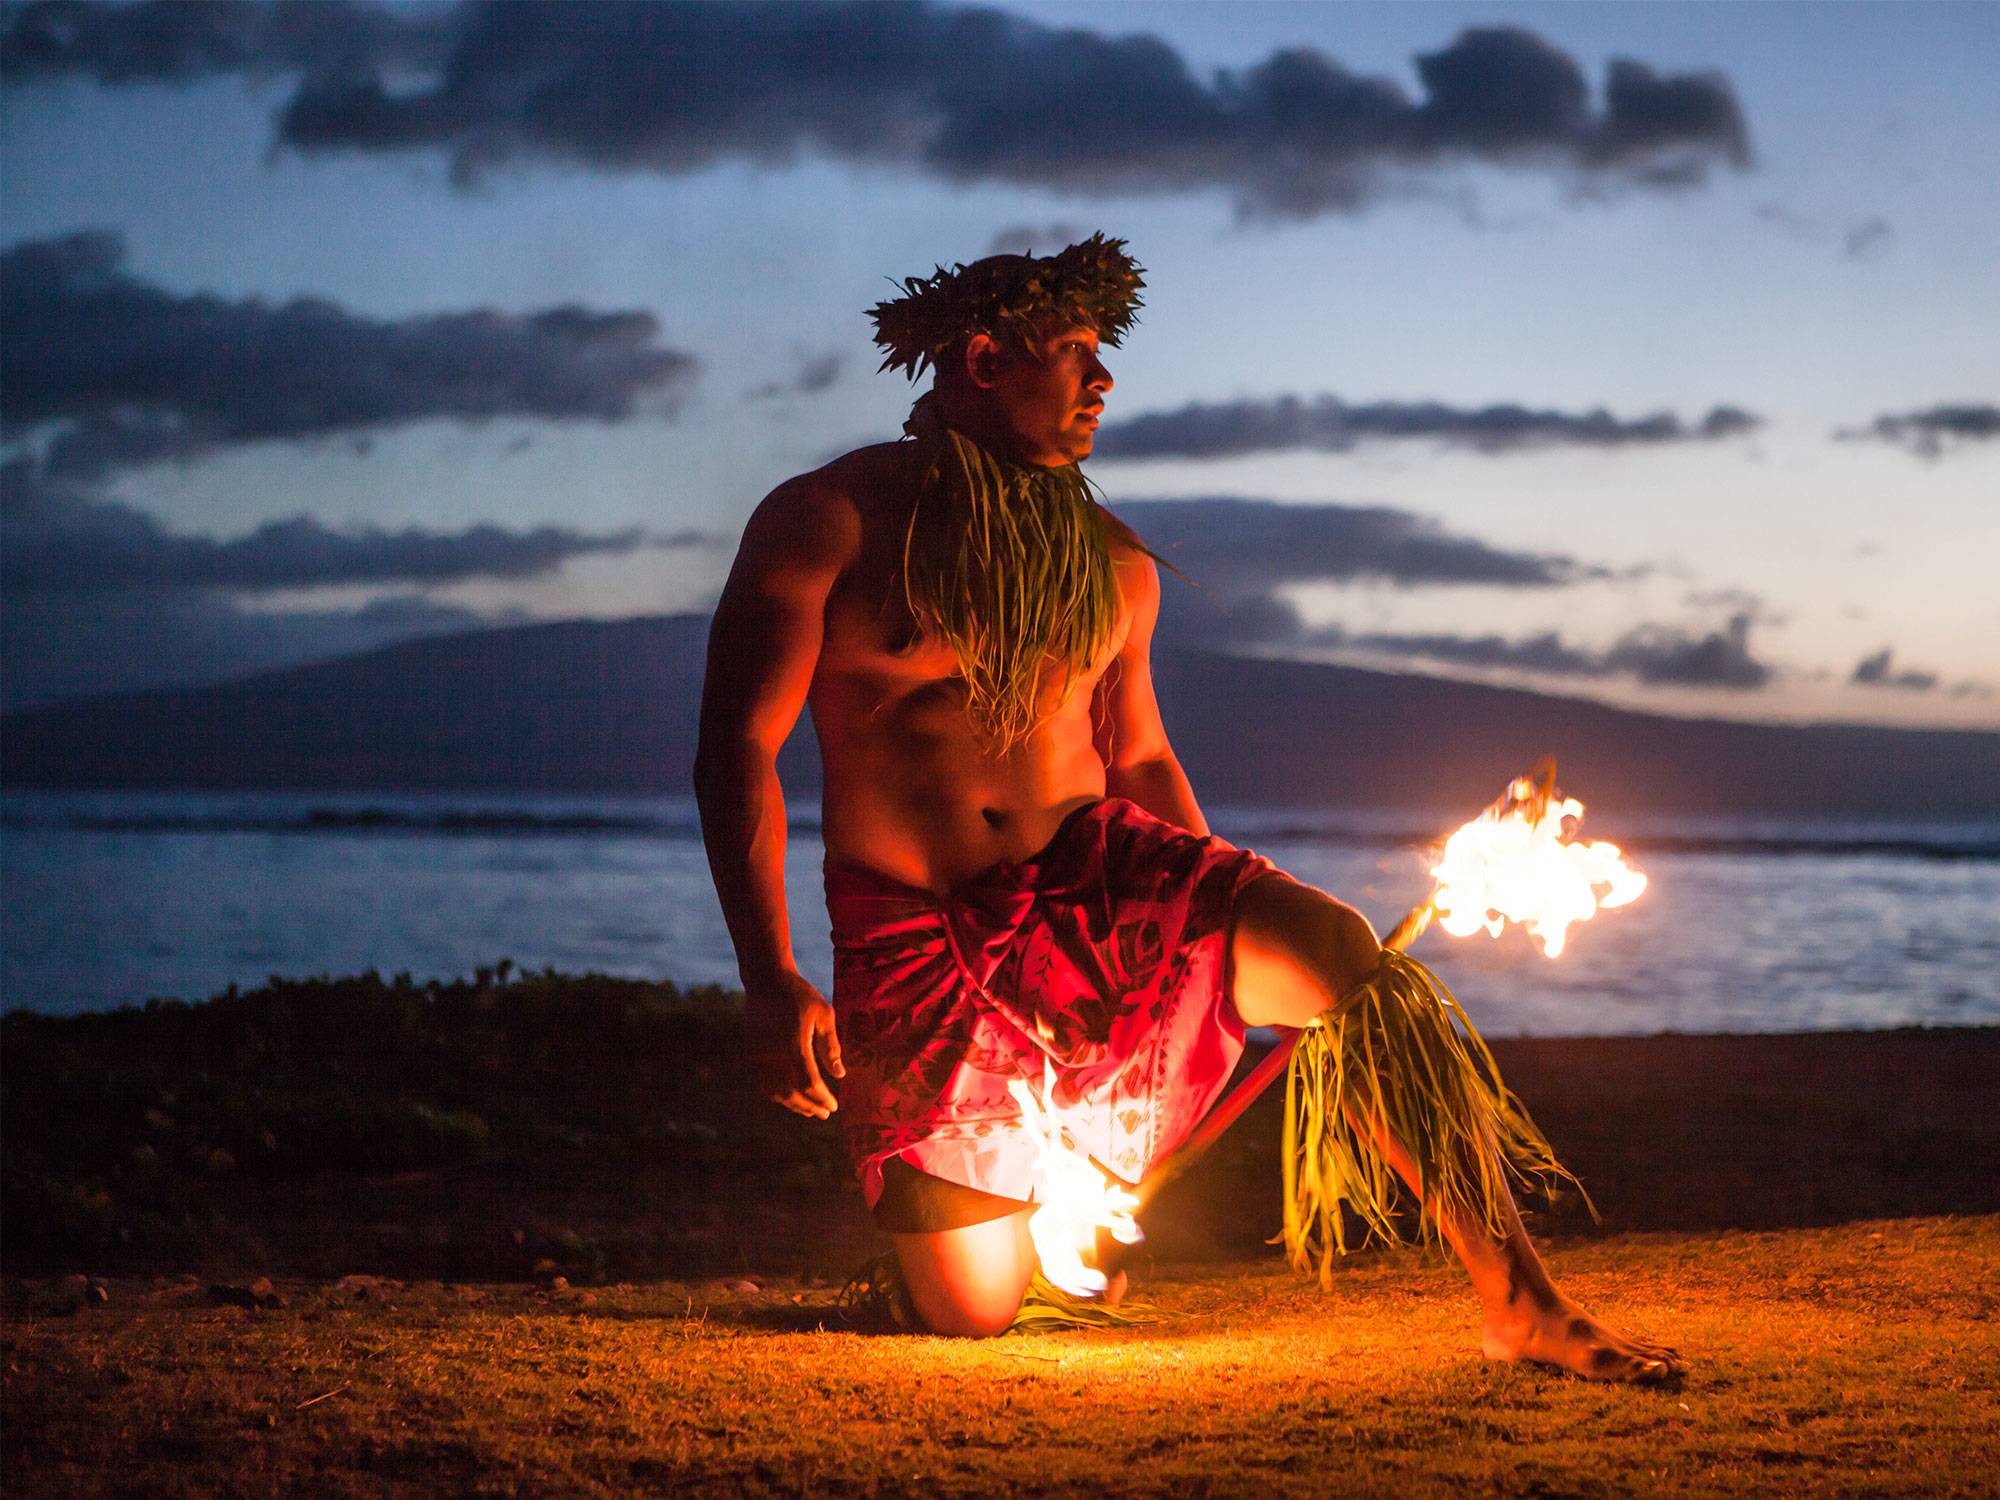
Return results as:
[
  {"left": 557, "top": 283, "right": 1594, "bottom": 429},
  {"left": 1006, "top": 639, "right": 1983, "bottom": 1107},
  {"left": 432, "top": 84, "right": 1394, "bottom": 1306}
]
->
[
  {"left": 1368, "top": 1120, "right": 1682, "bottom": 1383},
  {"left": 1233, "top": 877, "right": 1681, "bottom": 1383}
]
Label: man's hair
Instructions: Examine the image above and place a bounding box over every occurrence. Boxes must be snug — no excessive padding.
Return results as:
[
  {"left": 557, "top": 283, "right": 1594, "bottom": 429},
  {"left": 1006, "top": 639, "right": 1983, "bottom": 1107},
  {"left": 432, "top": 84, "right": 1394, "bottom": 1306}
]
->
[{"left": 868, "top": 234, "right": 1145, "bottom": 382}]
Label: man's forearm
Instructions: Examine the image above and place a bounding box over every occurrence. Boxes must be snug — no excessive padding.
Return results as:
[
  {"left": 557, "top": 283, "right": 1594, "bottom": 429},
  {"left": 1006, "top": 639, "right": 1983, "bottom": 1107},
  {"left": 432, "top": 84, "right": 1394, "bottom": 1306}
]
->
[
  {"left": 694, "top": 740, "right": 799, "bottom": 985},
  {"left": 1107, "top": 753, "right": 1208, "bottom": 837}
]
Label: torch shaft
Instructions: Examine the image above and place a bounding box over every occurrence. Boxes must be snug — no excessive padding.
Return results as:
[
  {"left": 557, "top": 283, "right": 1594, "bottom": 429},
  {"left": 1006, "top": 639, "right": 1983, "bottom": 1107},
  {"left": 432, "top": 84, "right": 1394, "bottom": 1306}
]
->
[{"left": 1131, "top": 1027, "right": 1300, "bottom": 1209}]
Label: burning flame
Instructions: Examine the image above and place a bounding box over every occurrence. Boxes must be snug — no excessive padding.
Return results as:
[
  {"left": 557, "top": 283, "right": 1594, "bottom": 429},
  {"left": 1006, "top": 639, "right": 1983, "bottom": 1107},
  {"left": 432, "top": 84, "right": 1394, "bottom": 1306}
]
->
[
  {"left": 1427, "top": 763, "right": 1647, "bottom": 959},
  {"left": 1007, "top": 1062, "right": 1142, "bottom": 1299}
]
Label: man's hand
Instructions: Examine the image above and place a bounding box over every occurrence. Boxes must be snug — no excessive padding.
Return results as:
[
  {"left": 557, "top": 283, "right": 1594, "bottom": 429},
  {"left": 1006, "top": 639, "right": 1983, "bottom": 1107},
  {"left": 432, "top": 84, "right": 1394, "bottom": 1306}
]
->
[{"left": 748, "top": 971, "right": 846, "bottom": 1119}]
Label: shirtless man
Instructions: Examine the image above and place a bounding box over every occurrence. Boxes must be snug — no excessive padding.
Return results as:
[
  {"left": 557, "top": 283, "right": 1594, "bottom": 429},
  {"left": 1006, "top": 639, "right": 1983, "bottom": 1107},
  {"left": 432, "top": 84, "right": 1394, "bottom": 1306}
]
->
[{"left": 696, "top": 239, "right": 1678, "bottom": 1380}]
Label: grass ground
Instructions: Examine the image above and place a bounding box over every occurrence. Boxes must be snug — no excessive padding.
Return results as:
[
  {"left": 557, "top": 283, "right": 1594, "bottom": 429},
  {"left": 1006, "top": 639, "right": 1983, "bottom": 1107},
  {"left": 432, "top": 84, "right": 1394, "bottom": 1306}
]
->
[
  {"left": 6, "top": 978, "right": 1997, "bottom": 1494},
  {"left": 6, "top": 1216, "right": 1997, "bottom": 1498}
]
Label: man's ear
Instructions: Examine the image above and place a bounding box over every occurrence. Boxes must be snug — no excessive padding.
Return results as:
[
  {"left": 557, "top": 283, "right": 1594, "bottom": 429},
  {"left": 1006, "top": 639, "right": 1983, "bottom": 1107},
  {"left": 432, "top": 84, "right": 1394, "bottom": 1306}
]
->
[{"left": 961, "top": 333, "right": 1004, "bottom": 390}]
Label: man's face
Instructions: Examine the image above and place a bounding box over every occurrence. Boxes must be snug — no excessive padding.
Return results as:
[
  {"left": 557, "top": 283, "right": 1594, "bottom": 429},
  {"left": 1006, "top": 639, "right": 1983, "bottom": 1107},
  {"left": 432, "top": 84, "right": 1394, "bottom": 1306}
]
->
[{"left": 973, "top": 324, "right": 1114, "bottom": 467}]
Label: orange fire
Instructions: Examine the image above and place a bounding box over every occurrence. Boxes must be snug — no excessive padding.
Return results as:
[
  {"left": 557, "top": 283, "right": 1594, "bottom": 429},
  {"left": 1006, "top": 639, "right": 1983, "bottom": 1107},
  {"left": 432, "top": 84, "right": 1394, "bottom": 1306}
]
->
[
  {"left": 1426, "top": 764, "right": 1647, "bottom": 959},
  {"left": 1007, "top": 1062, "right": 1141, "bottom": 1299}
]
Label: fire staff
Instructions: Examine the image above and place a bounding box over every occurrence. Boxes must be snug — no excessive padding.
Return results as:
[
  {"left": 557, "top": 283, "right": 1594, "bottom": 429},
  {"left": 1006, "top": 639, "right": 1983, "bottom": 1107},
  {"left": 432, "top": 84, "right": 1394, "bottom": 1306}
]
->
[{"left": 695, "top": 237, "right": 1679, "bottom": 1380}]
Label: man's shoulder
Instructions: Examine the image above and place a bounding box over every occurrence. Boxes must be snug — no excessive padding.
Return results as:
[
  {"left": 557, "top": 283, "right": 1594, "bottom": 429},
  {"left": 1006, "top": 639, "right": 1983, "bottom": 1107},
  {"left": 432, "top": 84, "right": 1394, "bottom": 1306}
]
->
[
  {"left": 1100, "top": 506, "right": 1160, "bottom": 575},
  {"left": 743, "top": 442, "right": 914, "bottom": 566},
  {"left": 779, "top": 440, "right": 915, "bottom": 509},
  {"left": 1100, "top": 505, "right": 1145, "bottom": 553}
]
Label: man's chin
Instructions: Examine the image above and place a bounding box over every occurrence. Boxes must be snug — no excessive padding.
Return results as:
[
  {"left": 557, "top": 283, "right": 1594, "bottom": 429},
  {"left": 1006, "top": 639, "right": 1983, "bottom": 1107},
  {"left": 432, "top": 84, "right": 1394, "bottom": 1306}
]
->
[{"left": 1016, "top": 427, "right": 1095, "bottom": 467}]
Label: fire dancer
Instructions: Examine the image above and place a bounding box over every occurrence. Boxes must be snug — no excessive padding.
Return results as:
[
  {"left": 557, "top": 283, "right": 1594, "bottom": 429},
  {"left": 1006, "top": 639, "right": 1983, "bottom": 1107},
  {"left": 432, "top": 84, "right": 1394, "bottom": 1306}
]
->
[{"left": 695, "top": 237, "right": 1679, "bottom": 1380}]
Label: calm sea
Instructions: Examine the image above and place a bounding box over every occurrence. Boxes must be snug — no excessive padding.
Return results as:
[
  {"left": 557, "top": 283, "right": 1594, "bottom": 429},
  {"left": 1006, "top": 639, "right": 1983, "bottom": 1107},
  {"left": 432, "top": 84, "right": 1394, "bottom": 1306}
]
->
[{"left": 4, "top": 790, "right": 1997, "bottom": 1034}]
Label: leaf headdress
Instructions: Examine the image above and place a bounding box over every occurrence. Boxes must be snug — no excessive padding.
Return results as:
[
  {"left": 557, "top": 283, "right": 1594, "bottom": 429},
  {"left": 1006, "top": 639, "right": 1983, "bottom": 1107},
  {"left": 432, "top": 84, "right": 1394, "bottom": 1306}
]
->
[{"left": 868, "top": 234, "right": 1145, "bottom": 380}]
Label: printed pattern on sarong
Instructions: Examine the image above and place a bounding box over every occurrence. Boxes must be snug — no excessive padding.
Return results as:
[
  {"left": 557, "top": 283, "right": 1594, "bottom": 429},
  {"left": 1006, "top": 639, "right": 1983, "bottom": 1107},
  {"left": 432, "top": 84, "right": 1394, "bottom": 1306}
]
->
[{"left": 826, "top": 798, "right": 1276, "bottom": 1208}]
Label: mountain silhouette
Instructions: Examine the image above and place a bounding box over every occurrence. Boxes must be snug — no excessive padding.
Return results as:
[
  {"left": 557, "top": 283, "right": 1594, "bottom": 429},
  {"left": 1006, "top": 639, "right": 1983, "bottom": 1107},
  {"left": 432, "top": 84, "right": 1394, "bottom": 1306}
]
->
[{"left": 4, "top": 615, "right": 1995, "bottom": 817}]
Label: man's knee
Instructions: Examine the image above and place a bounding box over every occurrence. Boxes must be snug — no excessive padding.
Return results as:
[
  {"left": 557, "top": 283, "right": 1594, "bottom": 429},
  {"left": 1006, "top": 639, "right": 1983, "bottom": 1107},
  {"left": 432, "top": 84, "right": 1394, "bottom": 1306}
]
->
[
  {"left": 889, "top": 1213, "right": 1037, "bottom": 1338},
  {"left": 905, "top": 1280, "right": 1021, "bottom": 1338},
  {"left": 1233, "top": 874, "right": 1383, "bottom": 1029}
]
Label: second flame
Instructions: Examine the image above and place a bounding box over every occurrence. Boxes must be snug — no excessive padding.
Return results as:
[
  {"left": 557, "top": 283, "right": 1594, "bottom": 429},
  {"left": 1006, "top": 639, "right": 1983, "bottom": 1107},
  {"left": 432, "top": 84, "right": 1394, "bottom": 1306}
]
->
[{"left": 1428, "top": 771, "right": 1647, "bottom": 959}]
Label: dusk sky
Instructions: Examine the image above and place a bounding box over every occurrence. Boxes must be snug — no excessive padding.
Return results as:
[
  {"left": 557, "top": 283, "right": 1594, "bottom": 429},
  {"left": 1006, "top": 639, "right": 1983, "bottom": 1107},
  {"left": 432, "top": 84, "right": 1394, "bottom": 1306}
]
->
[{"left": 4, "top": 0, "right": 1995, "bottom": 726}]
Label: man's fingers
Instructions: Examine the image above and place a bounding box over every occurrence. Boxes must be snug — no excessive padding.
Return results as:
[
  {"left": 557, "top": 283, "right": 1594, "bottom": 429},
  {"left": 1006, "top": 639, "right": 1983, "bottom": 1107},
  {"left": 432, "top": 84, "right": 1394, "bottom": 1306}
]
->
[
  {"left": 816, "top": 1014, "right": 846, "bottom": 1080},
  {"left": 773, "top": 1088, "right": 832, "bottom": 1120},
  {"left": 761, "top": 1054, "right": 831, "bottom": 1118},
  {"left": 798, "top": 1039, "right": 839, "bottom": 1115},
  {"left": 801, "top": 1067, "right": 839, "bottom": 1115}
]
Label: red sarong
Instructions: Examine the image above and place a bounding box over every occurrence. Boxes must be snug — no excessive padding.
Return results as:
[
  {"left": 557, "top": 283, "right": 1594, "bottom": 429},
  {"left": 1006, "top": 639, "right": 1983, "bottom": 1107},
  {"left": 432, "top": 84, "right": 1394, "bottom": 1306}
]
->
[{"left": 826, "top": 798, "right": 1276, "bottom": 1208}]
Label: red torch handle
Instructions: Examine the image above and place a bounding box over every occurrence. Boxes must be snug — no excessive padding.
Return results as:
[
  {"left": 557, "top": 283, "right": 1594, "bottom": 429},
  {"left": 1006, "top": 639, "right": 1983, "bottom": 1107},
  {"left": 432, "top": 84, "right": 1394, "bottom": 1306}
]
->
[{"left": 1131, "top": 1027, "right": 1300, "bottom": 1208}]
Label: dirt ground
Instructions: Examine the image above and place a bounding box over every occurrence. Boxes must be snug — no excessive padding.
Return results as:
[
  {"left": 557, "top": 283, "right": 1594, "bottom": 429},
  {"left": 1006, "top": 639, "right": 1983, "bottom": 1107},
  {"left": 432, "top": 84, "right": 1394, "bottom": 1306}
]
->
[{"left": 6, "top": 1217, "right": 1997, "bottom": 1499}]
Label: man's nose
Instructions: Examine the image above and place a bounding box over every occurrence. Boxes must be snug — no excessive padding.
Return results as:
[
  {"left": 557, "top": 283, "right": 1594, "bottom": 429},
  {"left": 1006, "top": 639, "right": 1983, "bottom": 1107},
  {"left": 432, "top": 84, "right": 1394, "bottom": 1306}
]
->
[{"left": 1086, "top": 353, "right": 1113, "bottom": 393}]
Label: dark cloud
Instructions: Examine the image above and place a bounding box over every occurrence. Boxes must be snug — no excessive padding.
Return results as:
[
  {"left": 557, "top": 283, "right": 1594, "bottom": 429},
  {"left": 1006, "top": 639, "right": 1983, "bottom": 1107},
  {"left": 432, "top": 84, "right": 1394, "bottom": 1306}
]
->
[
  {"left": 1095, "top": 395, "right": 1761, "bottom": 461},
  {"left": 745, "top": 351, "right": 844, "bottom": 402},
  {"left": 1851, "top": 648, "right": 1938, "bottom": 693},
  {"left": 0, "top": 472, "right": 707, "bottom": 593},
  {"left": 1111, "top": 498, "right": 1580, "bottom": 590},
  {"left": 1838, "top": 404, "right": 2000, "bottom": 460},
  {"left": 5, "top": 3, "right": 1752, "bottom": 217},
  {"left": 2, "top": 230, "right": 697, "bottom": 477},
  {"left": 0, "top": 0, "right": 453, "bottom": 84},
  {"left": 1120, "top": 509, "right": 1776, "bottom": 690},
  {"left": 0, "top": 464, "right": 717, "bottom": 706},
  {"left": 0, "top": 231, "right": 707, "bottom": 707},
  {"left": 1601, "top": 613, "right": 1770, "bottom": 688},
  {"left": 1325, "top": 614, "right": 1774, "bottom": 690},
  {"left": 1111, "top": 498, "right": 1754, "bottom": 687},
  {"left": 1337, "top": 629, "right": 1601, "bottom": 675}
]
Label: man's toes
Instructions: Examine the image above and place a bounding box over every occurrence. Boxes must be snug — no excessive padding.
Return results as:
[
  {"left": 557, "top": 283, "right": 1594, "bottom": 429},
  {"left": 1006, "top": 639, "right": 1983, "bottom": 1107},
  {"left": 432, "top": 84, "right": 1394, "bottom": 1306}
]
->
[
  {"left": 1592, "top": 1346, "right": 1668, "bottom": 1383},
  {"left": 1616, "top": 1336, "right": 1680, "bottom": 1376},
  {"left": 1580, "top": 1337, "right": 1680, "bottom": 1384},
  {"left": 1614, "top": 1340, "right": 1682, "bottom": 1383}
]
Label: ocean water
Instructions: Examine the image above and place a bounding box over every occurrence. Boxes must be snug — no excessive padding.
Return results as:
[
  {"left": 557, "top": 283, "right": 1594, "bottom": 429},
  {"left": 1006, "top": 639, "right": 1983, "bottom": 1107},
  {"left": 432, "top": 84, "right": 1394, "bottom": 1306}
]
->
[{"left": 4, "top": 790, "right": 1997, "bottom": 1034}]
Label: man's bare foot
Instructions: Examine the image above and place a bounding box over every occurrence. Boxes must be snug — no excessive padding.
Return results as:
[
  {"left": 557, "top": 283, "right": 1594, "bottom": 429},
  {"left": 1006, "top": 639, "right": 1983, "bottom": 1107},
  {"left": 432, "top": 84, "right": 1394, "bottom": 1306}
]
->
[
  {"left": 1482, "top": 1293, "right": 1683, "bottom": 1384},
  {"left": 1103, "top": 1269, "right": 1128, "bottom": 1307}
]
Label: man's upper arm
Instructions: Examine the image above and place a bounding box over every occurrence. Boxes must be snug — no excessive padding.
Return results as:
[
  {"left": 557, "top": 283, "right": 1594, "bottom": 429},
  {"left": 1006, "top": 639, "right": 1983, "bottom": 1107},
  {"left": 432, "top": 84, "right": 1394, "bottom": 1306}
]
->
[
  {"left": 1093, "top": 542, "right": 1177, "bottom": 771},
  {"left": 699, "top": 478, "right": 857, "bottom": 760}
]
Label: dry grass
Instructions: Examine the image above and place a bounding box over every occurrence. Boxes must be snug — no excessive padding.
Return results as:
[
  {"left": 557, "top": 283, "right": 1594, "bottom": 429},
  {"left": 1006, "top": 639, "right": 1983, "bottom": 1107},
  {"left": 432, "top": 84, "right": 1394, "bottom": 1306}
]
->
[
  {"left": 7, "top": 1216, "right": 1996, "bottom": 1499},
  {"left": 7, "top": 984, "right": 1997, "bottom": 1493}
]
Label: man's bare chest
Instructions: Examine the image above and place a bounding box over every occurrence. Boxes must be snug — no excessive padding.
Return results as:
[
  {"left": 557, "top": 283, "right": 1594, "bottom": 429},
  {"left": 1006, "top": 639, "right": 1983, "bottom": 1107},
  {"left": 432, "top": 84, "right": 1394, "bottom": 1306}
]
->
[{"left": 812, "top": 461, "right": 1136, "bottom": 704}]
